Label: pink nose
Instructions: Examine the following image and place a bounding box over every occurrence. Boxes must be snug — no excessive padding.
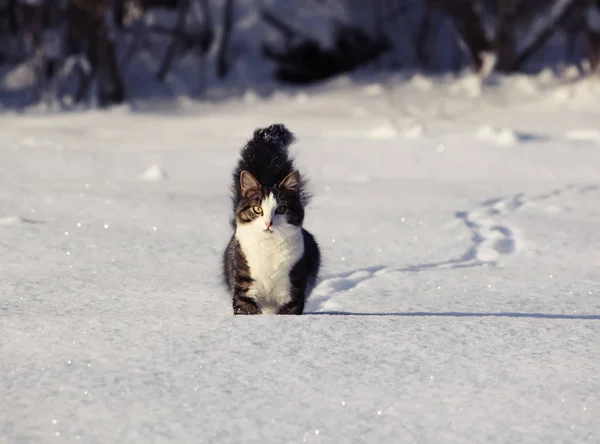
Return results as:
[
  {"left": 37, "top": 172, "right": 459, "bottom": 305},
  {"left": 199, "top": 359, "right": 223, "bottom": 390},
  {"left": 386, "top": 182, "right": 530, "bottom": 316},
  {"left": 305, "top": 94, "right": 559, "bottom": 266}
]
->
[{"left": 265, "top": 221, "right": 272, "bottom": 229}]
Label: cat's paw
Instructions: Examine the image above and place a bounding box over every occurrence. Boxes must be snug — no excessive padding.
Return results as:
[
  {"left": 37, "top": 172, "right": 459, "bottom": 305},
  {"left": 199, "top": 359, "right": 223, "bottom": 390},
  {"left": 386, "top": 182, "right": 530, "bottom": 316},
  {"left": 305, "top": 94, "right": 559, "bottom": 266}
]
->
[
  {"left": 233, "top": 297, "right": 262, "bottom": 315},
  {"left": 277, "top": 301, "right": 304, "bottom": 315}
]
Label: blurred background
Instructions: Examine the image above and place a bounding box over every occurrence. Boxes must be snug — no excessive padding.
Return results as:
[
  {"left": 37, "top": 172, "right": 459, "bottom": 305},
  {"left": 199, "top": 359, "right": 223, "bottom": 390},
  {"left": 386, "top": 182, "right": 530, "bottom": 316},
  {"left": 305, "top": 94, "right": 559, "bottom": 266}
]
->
[{"left": 1, "top": 0, "right": 599, "bottom": 109}]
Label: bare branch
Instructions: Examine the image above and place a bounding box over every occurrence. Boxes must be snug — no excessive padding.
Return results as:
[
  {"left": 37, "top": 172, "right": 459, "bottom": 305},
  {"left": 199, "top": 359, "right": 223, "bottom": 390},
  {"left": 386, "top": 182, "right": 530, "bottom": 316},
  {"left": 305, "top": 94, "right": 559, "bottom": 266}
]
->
[{"left": 510, "top": 0, "right": 583, "bottom": 71}]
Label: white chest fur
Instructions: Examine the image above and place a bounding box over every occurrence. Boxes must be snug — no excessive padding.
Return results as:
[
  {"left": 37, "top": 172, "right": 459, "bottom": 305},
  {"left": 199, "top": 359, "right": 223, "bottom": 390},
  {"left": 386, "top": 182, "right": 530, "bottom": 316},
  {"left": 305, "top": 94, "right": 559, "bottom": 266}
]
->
[{"left": 235, "top": 226, "right": 304, "bottom": 314}]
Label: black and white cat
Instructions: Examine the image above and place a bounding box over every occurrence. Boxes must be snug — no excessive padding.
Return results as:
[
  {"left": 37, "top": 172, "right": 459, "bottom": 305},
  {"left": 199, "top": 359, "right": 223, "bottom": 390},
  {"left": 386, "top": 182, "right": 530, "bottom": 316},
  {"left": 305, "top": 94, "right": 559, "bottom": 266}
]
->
[{"left": 222, "top": 124, "right": 320, "bottom": 315}]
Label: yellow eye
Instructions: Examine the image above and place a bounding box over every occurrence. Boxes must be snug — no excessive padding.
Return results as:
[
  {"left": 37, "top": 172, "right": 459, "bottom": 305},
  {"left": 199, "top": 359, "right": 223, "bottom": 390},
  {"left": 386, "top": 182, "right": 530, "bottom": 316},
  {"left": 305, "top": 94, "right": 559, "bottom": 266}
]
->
[
  {"left": 252, "top": 205, "right": 263, "bottom": 214},
  {"left": 275, "top": 206, "right": 287, "bottom": 214}
]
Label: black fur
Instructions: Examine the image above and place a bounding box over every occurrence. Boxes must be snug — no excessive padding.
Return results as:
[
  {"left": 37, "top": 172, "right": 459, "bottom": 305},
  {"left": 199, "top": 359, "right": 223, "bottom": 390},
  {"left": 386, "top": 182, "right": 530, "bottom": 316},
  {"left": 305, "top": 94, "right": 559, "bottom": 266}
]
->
[
  {"left": 280, "top": 230, "right": 320, "bottom": 314},
  {"left": 229, "top": 123, "right": 310, "bottom": 224},
  {"left": 222, "top": 124, "right": 321, "bottom": 315}
]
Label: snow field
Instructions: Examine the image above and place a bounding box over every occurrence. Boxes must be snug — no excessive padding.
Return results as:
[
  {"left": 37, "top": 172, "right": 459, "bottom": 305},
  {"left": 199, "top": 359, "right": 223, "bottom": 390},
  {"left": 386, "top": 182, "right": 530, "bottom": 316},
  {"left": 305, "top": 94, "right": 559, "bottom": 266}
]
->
[{"left": 1, "top": 72, "right": 600, "bottom": 443}]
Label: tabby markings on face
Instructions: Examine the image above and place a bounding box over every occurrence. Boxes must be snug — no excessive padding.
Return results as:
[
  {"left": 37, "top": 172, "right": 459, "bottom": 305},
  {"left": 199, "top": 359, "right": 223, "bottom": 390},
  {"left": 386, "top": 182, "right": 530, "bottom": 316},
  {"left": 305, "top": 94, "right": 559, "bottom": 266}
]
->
[{"left": 236, "top": 170, "right": 299, "bottom": 233}]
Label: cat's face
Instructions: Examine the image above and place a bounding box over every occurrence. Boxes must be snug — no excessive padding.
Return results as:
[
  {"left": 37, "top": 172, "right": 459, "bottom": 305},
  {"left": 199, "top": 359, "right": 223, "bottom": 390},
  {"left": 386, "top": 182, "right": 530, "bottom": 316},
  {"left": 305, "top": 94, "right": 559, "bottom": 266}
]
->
[{"left": 235, "top": 170, "right": 304, "bottom": 234}]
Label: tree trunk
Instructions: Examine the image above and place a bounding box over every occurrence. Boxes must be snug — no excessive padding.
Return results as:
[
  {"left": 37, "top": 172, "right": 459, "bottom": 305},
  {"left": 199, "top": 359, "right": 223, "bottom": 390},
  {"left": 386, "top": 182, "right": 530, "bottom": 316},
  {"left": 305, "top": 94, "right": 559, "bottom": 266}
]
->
[
  {"left": 586, "top": 1, "right": 600, "bottom": 73},
  {"left": 414, "top": 7, "right": 433, "bottom": 67},
  {"left": 217, "top": 0, "right": 233, "bottom": 78},
  {"left": 443, "top": 0, "right": 492, "bottom": 70},
  {"left": 156, "top": 0, "right": 189, "bottom": 81},
  {"left": 494, "top": 0, "right": 518, "bottom": 71},
  {"left": 68, "top": 0, "right": 124, "bottom": 105}
]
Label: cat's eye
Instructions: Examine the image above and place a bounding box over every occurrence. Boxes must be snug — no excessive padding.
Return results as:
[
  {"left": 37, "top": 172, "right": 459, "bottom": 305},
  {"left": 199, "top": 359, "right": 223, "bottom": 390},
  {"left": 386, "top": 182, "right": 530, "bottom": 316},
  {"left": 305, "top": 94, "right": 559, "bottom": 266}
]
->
[
  {"left": 252, "top": 205, "right": 263, "bottom": 214},
  {"left": 275, "top": 206, "right": 287, "bottom": 214}
]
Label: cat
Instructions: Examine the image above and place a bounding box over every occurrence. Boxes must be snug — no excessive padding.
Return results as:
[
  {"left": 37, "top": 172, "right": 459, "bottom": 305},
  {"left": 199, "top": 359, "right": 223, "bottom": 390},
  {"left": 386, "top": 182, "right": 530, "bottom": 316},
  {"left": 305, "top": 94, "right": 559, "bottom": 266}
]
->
[{"left": 222, "top": 124, "right": 321, "bottom": 315}]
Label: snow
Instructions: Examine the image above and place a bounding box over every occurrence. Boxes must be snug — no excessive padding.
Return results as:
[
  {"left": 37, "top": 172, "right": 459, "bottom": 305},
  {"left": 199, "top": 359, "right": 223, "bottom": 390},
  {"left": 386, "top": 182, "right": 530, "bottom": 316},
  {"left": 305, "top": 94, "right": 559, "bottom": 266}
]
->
[
  {"left": 366, "top": 123, "right": 398, "bottom": 140},
  {"left": 141, "top": 164, "right": 169, "bottom": 181},
  {"left": 476, "top": 124, "right": 519, "bottom": 145},
  {"left": 1, "top": 72, "right": 600, "bottom": 443},
  {"left": 409, "top": 73, "right": 434, "bottom": 92},
  {"left": 565, "top": 129, "right": 600, "bottom": 142}
]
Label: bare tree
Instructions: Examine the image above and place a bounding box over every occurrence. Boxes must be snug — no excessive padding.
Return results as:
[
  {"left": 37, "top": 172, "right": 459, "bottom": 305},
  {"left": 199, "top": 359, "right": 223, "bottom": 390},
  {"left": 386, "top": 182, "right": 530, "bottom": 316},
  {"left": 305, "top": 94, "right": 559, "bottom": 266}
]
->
[
  {"left": 586, "top": 0, "right": 600, "bottom": 73},
  {"left": 216, "top": 0, "right": 233, "bottom": 78},
  {"left": 494, "top": 0, "right": 518, "bottom": 71},
  {"left": 510, "top": 0, "right": 583, "bottom": 71},
  {"left": 67, "top": 0, "right": 124, "bottom": 105},
  {"left": 442, "top": 0, "right": 492, "bottom": 70}
]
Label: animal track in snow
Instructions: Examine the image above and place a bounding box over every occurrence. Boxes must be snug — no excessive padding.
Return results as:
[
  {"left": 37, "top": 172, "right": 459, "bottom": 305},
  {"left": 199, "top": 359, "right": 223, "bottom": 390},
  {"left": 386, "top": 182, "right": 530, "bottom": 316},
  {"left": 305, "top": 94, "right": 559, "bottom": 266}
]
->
[
  {"left": 310, "top": 184, "right": 598, "bottom": 309},
  {"left": 315, "top": 266, "right": 387, "bottom": 293},
  {"left": 307, "top": 266, "right": 388, "bottom": 311},
  {"left": 455, "top": 195, "right": 522, "bottom": 264},
  {"left": 453, "top": 184, "right": 597, "bottom": 267}
]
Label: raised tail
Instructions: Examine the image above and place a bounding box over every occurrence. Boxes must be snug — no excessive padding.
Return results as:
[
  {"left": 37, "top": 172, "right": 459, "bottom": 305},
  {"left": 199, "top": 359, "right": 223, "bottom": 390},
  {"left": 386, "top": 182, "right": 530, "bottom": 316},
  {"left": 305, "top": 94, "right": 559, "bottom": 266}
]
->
[
  {"left": 249, "top": 123, "right": 296, "bottom": 150},
  {"left": 231, "top": 124, "right": 300, "bottom": 209}
]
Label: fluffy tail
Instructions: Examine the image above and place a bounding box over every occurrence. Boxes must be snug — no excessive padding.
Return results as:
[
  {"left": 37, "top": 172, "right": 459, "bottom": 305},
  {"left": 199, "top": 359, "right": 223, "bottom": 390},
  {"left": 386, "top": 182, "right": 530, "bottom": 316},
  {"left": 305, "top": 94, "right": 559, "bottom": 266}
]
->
[
  {"left": 238, "top": 124, "right": 296, "bottom": 178},
  {"left": 231, "top": 124, "right": 298, "bottom": 206},
  {"left": 250, "top": 124, "right": 296, "bottom": 150},
  {"left": 231, "top": 123, "right": 310, "bottom": 217}
]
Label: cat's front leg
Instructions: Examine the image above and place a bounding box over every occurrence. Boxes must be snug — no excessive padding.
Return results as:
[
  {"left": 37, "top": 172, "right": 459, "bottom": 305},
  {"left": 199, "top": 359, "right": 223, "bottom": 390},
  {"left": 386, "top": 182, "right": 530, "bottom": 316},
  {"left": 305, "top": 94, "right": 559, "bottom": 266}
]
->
[
  {"left": 278, "top": 278, "right": 306, "bottom": 315},
  {"left": 233, "top": 295, "right": 262, "bottom": 315}
]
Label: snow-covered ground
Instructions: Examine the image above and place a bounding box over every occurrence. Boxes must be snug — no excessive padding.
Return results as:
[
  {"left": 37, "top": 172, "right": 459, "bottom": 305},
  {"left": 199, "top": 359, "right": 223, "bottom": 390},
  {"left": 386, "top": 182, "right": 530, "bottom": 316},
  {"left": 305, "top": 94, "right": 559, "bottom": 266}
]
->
[{"left": 1, "top": 72, "right": 600, "bottom": 443}]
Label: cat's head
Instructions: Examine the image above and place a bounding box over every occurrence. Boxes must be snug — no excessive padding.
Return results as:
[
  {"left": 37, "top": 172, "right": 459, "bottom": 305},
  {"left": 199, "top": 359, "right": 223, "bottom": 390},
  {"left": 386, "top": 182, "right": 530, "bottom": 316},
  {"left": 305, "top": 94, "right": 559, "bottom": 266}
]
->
[{"left": 235, "top": 170, "right": 304, "bottom": 234}]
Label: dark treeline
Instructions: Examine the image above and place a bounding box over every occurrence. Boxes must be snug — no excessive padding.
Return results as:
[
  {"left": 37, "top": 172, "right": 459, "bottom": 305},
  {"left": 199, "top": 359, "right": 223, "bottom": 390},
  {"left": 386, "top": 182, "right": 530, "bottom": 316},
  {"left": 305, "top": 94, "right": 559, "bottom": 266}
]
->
[{"left": 1, "top": 0, "right": 599, "bottom": 107}]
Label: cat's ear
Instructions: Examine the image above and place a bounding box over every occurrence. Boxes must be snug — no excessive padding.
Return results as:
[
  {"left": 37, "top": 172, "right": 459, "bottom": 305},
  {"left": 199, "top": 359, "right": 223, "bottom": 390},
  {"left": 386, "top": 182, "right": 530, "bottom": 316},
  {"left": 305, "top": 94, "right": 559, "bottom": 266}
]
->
[
  {"left": 240, "top": 170, "right": 261, "bottom": 197},
  {"left": 279, "top": 171, "right": 301, "bottom": 193}
]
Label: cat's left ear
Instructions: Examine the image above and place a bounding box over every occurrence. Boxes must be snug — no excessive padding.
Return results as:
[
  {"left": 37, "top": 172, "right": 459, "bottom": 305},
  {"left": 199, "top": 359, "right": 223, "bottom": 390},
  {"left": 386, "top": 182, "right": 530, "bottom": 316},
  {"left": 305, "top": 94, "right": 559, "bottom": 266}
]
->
[{"left": 279, "top": 171, "right": 301, "bottom": 193}]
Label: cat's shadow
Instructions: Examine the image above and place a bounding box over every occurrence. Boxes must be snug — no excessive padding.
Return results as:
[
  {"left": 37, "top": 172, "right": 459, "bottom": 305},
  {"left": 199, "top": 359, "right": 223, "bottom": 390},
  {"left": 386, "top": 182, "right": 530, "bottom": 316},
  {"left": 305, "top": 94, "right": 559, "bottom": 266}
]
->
[
  {"left": 306, "top": 311, "right": 600, "bottom": 320},
  {"left": 309, "top": 262, "right": 599, "bottom": 321},
  {"left": 309, "top": 185, "right": 600, "bottom": 317}
]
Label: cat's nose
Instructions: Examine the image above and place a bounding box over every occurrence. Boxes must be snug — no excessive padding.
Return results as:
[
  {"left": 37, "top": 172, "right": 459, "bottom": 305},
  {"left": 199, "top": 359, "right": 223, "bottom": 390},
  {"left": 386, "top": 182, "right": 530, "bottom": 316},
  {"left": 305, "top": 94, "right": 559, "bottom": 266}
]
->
[{"left": 265, "top": 221, "right": 272, "bottom": 229}]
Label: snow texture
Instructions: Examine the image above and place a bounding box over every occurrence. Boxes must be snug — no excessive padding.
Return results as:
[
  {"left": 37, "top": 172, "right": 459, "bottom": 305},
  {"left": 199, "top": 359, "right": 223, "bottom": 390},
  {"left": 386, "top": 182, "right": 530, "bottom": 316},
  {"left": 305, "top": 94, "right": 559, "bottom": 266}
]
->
[
  {"left": 1, "top": 73, "right": 600, "bottom": 443},
  {"left": 141, "top": 164, "right": 169, "bottom": 181}
]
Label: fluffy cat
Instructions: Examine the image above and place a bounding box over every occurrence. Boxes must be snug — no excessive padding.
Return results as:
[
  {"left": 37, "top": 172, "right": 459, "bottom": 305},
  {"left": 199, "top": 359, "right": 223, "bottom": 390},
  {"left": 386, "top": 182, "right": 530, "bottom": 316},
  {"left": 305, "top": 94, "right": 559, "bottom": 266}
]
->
[{"left": 222, "top": 124, "right": 320, "bottom": 315}]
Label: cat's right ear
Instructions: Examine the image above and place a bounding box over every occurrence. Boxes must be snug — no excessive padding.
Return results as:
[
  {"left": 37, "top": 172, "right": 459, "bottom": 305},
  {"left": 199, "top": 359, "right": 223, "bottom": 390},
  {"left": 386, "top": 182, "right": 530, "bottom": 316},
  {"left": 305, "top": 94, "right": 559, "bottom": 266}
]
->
[
  {"left": 279, "top": 171, "right": 301, "bottom": 193},
  {"left": 240, "top": 170, "right": 261, "bottom": 197}
]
